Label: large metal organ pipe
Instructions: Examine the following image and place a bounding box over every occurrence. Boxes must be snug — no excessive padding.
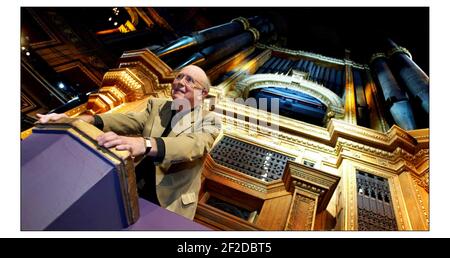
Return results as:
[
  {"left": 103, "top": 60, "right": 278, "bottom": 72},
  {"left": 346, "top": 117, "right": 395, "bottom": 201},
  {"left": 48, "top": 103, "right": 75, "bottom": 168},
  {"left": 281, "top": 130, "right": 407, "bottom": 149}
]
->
[
  {"left": 174, "top": 28, "right": 260, "bottom": 70},
  {"left": 386, "top": 39, "right": 429, "bottom": 114},
  {"left": 155, "top": 17, "right": 251, "bottom": 58},
  {"left": 370, "top": 53, "right": 417, "bottom": 130}
]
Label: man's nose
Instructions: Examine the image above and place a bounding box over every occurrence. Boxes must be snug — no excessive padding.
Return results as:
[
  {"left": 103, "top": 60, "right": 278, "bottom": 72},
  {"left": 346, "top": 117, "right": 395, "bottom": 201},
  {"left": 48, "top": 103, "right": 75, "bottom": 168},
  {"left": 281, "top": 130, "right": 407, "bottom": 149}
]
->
[
  {"left": 178, "top": 76, "right": 190, "bottom": 85},
  {"left": 173, "top": 82, "right": 186, "bottom": 92}
]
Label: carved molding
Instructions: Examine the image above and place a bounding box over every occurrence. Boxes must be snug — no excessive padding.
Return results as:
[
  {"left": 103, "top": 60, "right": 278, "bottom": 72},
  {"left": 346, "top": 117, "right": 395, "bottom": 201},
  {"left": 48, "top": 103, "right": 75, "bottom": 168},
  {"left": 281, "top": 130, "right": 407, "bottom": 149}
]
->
[
  {"left": 86, "top": 86, "right": 127, "bottom": 114},
  {"left": 283, "top": 161, "right": 340, "bottom": 213},
  {"left": 345, "top": 162, "right": 357, "bottom": 230},
  {"left": 218, "top": 114, "right": 428, "bottom": 182},
  {"left": 119, "top": 48, "right": 175, "bottom": 84},
  {"left": 411, "top": 173, "right": 429, "bottom": 193},
  {"left": 125, "top": 67, "right": 160, "bottom": 95},
  {"left": 387, "top": 46, "right": 412, "bottom": 59},
  {"left": 216, "top": 102, "right": 428, "bottom": 164},
  {"left": 216, "top": 97, "right": 426, "bottom": 157},
  {"left": 256, "top": 43, "right": 366, "bottom": 69},
  {"left": 102, "top": 68, "right": 146, "bottom": 101},
  {"left": 411, "top": 175, "right": 429, "bottom": 226}
]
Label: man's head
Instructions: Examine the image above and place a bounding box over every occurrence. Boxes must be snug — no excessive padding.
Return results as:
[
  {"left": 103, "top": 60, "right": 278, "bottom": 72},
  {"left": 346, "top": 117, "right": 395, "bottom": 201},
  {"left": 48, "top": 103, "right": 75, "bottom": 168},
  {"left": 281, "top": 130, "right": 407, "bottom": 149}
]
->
[{"left": 171, "top": 65, "right": 210, "bottom": 109}]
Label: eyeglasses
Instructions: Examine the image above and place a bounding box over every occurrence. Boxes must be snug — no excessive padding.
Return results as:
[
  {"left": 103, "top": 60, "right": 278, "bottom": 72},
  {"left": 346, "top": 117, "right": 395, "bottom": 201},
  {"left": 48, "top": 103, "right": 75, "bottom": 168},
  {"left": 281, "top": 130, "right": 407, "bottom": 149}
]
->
[{"left": 174, "top": 72, "right": 205, "bottom": 90}]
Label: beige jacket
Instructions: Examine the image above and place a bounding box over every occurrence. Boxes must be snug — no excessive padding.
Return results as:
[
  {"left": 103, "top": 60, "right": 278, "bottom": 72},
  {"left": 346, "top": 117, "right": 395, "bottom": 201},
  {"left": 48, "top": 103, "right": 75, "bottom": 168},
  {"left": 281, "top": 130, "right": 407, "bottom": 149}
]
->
[{"left": 99, "top": 98, "right": 221, "bottom": 220}]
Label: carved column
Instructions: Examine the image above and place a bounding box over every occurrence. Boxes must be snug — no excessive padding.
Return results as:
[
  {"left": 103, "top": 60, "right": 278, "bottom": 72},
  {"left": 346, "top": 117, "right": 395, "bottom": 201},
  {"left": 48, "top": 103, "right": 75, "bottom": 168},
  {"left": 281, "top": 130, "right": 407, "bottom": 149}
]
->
[
  {"left": 285, "top": 186, "right": 319, "bottom": 230},
  {"left": 282, "top": 161, "right": 340, "bottom": 230},
  {"left": 343, "top": 50, "right": 357, "bottom": 125},
  {"left": 397, "top": 171, "right": 429, "bottom": 230}
]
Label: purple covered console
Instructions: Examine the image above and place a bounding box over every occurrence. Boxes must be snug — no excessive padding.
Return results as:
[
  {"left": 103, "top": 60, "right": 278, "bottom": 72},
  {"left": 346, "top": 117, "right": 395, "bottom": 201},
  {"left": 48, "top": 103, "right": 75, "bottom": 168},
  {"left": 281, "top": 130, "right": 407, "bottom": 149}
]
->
[{"left": 21, "top": 119, "right": 209, "bottom": 231}]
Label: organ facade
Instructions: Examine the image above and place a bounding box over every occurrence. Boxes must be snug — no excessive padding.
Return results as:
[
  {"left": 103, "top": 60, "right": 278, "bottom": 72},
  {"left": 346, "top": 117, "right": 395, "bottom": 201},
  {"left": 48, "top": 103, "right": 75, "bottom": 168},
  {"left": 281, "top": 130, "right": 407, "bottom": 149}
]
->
[{"left": 21, "top": 7, "right": 429, "bottom": 231}]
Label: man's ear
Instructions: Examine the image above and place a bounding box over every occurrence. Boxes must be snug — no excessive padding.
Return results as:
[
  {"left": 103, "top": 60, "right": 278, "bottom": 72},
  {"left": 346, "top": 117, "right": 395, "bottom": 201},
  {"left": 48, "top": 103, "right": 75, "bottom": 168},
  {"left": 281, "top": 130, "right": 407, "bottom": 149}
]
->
[{"left": 202, "top": 89, "right": 209, "bottom": 98}]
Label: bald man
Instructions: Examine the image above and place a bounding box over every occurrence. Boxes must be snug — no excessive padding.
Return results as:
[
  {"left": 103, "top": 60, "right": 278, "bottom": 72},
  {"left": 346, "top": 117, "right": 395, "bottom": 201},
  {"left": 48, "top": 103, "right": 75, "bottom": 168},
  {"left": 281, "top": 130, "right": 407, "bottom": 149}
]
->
[{"left": 37, "top": 65, "right": 221, "bottom": 220}]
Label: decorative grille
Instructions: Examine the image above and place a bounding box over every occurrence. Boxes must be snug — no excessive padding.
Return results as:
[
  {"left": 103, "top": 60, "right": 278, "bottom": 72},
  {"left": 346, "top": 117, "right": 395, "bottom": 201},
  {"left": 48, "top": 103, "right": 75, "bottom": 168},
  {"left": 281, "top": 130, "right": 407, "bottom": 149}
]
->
[
  {"left": 210, "top": 136, "right": 294, "bottom": 182},
  {"left": 356, "top": 171, "right": 398, "bottom": 230}
]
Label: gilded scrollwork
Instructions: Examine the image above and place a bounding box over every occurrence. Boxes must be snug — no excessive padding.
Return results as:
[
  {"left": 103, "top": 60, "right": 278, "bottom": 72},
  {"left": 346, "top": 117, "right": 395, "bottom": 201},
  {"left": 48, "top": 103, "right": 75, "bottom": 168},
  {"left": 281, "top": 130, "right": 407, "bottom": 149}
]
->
[
  {"left": 102, "top": 68, "right": 146, "bottom": 101},
  {"left": 346, "top": 164, "right": 356, "bottom": 230},
  {"left": 410, "top": 174, "right": 429, "bottom": 225},
  {"left": 411, "top": 173, "right": 429, "bottom": 193}
]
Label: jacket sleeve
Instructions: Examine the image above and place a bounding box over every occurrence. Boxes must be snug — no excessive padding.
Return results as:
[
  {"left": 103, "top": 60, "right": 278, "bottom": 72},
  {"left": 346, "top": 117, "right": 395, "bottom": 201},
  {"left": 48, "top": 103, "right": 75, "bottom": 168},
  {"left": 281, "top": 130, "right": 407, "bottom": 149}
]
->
[
  {"left": 98, "top": 99, "right": 153, "bottom": 135},
  {"left": 159, "top": 111, "right": 221, "bottom": 165}
]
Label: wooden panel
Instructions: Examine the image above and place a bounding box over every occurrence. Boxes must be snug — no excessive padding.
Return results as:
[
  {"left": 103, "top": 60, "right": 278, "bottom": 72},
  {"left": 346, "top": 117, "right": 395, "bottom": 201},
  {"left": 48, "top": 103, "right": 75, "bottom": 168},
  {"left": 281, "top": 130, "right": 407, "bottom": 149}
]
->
[
  {"left": 314, "top": 210, "right": 336, "bottom": 230},
  {"left": 195, "top": 202, "right": 262, "bottom": 231},
  {"left": 194, "top": 178, "right": 267, "bottom": 230},
  {"left": 285, "top": 189, "right": 318, "bottom": 230},
  {"left": 204, "top": 179, "right": 264, "bottom": 212},
  {"left": 256, "top": 194, "right": 292, "bottom": 230}
]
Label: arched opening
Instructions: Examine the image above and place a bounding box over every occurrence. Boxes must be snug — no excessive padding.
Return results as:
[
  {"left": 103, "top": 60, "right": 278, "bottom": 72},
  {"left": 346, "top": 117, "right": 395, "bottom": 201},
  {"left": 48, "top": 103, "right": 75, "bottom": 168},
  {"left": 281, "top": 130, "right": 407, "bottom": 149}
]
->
[{"left": 249, "top": 86, "right": 327, "bottom": 126}]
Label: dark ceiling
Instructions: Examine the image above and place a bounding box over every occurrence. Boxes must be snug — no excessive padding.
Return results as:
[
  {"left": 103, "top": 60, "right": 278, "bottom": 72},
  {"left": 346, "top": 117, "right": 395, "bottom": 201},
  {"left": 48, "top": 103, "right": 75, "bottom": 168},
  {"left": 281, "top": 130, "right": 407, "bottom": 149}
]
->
[
  {"left": 181, "top": 7, "right": 429, "bottom": 74},
  {"left": 29, "top": 7, "right": 430, "bottom": 74}
]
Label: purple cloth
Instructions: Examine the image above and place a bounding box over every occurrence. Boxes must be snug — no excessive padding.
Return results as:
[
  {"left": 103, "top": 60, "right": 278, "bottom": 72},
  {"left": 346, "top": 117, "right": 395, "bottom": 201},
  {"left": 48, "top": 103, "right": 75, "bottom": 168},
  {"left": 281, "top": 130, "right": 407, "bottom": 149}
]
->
[
  {"left": 127, "top": 198, "right": 210, "bottom": 231},
  {"left": 21, "top": 132, "right": 128, "bottom": 230}
]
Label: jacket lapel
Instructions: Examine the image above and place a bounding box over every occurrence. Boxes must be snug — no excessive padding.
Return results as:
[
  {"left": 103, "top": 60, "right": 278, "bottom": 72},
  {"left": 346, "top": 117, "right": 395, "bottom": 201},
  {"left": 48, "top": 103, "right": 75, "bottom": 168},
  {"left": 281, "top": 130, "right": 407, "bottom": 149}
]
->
[
  {"left": 150, "top": 101, "right": 173, "bottom": 137},
  {"left": 168, "top": 106, "right": 202, "bottom": 137}
]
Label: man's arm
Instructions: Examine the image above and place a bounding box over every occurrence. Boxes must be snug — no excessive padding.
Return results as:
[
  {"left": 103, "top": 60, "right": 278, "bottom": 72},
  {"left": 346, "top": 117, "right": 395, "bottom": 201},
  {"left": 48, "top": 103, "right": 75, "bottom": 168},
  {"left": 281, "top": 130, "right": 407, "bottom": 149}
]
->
[
  {"left": 36, "top": 112, "right": 97, "bottom": 122},
  {"left": 35, "top": 104, "right": 152, "bottom": 158},
  {"left": 96, "top": 99, "right": 153, "bottom": 135}
]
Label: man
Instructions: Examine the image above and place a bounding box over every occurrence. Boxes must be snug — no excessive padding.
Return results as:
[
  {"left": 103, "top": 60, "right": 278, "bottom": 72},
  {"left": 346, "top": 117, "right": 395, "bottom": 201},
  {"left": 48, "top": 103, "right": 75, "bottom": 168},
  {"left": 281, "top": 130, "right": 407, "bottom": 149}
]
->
[{"left": 37, "top": 65, "right": 221, "bottom": 220}]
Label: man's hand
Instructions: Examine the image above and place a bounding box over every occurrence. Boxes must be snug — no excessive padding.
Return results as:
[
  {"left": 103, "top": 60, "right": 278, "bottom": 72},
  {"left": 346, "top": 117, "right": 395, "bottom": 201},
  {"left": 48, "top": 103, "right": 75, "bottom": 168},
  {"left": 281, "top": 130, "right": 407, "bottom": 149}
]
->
[
  {"left": 36, "top": 113, "right": 69, "bottom": 123},
  {"left": 96, "top": 131, "right": 146, "bottom": 157}
]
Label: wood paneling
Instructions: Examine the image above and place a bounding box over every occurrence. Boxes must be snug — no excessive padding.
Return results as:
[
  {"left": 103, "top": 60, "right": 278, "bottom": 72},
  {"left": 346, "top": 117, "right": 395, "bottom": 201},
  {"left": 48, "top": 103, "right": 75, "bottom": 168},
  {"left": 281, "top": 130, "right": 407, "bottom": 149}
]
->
[{"left": 256, "top": 194, "right": 292, "bottom": 230}]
